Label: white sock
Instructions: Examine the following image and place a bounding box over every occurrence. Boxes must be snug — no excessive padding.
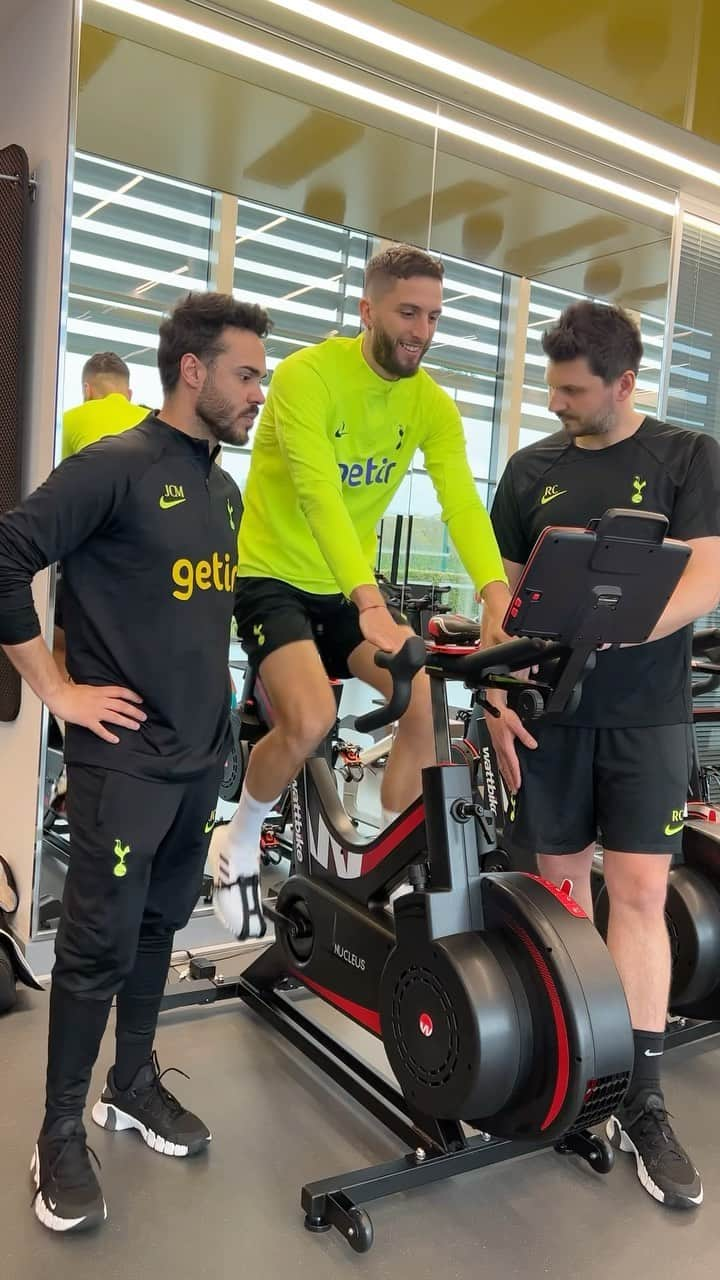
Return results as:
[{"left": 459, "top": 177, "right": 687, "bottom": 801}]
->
[
  {"left": 224, "top": 787, "right": 281, "bottom": 878},
  {"left": 382, "top": 807, "right": 401, "bottom": 829}
]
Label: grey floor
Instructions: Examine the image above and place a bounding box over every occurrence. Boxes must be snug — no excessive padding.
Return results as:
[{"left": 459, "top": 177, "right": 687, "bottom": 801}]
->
[{"left": 1, "top": 972, "right": 719, "bottom": 1280}]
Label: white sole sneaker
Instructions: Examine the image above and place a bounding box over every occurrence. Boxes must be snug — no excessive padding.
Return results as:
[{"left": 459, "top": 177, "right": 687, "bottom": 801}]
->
[
  {"left": 91, "top": 1099, "right": 211, "bottom": 1157},
  {"left": 606, "top": 1115, "right": 703, "bottom": 1208},
  {"left": 30, "top": 1147, "right": 107, "bottom": 1232}
]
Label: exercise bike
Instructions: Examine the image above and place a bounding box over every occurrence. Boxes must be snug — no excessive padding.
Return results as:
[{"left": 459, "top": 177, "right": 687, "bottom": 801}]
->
[{"left": 167, "top": 508, "right": 689, "bottom": 1252}]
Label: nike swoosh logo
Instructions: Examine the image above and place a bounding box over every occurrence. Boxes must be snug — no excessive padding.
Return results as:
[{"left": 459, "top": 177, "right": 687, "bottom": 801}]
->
[
  {"left": 644, "top": 1049, "right": 663, "bottom": 1057},
  {"left": 48, "top": 1198, "right": 57, "bottom": 1210},
  {"left": 204, "top": 819, "right": 215, "bottom": 834},
  {"left": 159, "top": 496, "right": 186, "bottom": 509},
  {"left": 540, "top": 489, "right": 568, "bottom": 506},
  {"left": 335, "top": 427, "right": 348, "bottom": 438},
  {"left": 664, "top": 822, "right": 684, "bottom": 836}
]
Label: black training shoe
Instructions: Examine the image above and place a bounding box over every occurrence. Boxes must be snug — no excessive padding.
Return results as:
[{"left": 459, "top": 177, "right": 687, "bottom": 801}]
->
[
  {"left": 607, "top": 1090, "right": 703, "bottom": 1209},
  {"left": 92, "top": 1052, "right": 211, "bottom": 1157},
  {"left": 31, "top": 1117, "right": 106, "bottom": 1233}
]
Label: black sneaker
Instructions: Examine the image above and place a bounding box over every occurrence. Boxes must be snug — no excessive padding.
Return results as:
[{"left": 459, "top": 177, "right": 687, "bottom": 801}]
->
[
  {"left": 31, "top": 1117, "right": 106, "bottom": 1233},
  {"left": 91, "top": 1052, "right": 211, "bottom": 1157},
  {"left": 607, "top": 1090, "right": 703, "bottom": 1209}
]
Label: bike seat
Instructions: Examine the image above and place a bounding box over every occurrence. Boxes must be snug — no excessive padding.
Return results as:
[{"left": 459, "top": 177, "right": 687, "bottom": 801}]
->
[{"left": 428, "top": 613, "right": 483, "bottom": 645}]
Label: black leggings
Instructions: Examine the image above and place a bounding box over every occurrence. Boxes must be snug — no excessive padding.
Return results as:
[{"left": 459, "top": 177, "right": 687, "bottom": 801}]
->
[{"left": 45, "top": 764, "right": 221, "bottom": 1129}]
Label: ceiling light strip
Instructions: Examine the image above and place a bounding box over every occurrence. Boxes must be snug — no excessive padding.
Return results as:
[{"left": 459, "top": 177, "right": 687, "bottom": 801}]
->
[
  {"left": 94, "top": 0, "right": 674, "bottom": 217},
  {"left": 264, "top": 0, "right": 720, "bottom": 192},
  {"left": 79, "top": 174, "right": 143, "bottom": 220}
]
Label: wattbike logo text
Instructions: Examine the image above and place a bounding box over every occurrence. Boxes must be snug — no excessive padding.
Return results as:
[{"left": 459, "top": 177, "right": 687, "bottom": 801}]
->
[
  {"left": 332, "top": 942, "right": 366, "bottom": 972},
  {"left": 338, "top": 457, "right": 398, "bottom": 488},
  {"left": 482, "top": 747, "right": 499, "bottom": 817},
  {"left": 290, "top": 782, "right": 305, "bottom": 862},
  {"left": 171, "top": 553, "right": 238, "bottom": 601}
]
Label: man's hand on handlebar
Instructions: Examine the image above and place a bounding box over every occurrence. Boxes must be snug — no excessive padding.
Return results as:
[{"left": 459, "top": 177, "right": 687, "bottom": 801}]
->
[
  {"left": 359, "top": 604, "right": 409, "bottom": 654},
  {"left": 476, "top": 579, "right": 512, "bottom": 651},
  {"left": 483, "top": 688, "right": 538, "bottom": 795}
]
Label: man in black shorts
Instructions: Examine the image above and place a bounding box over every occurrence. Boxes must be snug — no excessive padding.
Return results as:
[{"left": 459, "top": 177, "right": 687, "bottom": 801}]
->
[
  {"left": 488, "top": 301, "right": 720, "bottom": 1210},
  {"left": 0, "top": 292, "right": 268, "bottom": 1233}
]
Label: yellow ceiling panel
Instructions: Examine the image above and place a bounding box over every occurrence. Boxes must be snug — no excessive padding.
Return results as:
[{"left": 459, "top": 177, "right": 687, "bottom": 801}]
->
[{"left": 398, "top": 0, "right": 704, "bottom": 134}]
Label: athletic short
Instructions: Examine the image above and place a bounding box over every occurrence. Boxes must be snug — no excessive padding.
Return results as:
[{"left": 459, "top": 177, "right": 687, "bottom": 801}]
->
[
  {"left": 509, "top": 723, "right": 694, "bottom": 857},
  {"left": 235, "top": 577, "right": 369, "bottom": 679}
]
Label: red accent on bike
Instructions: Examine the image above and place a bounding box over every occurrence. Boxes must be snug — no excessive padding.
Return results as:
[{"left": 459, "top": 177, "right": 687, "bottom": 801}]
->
[
  {"left": 292, "top": 971, "right": 381, "bottom": 1036},
  {"left": 361, "top": 803, "right": 425, "bottom": 873},
  {"left": 526, "top": 873, "right": 587, "bottom": 918},
  {"left": 419, "top": 1012, "right": 434, "bottom": 1037},
  {"left": 508, "top": 920, "right": 570, "bottom": 1131},
  {"left": 584, "top": 1078, "right": 598, "bottom": 1104},
  {"left": 427, "top": 643, "right": 481, "bottom": 655}
]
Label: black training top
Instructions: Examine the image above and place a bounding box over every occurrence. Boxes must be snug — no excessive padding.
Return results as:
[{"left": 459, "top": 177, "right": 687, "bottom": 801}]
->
[
  {"left": 491, "top": 417, "right": 720, "bottom": 727},
  {"left": 0, "top": 415, "right": 241, "bottom": 779}
]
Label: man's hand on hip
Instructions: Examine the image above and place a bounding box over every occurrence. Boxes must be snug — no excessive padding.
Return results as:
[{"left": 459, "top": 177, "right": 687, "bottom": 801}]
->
[{"left": 49, "top": 682, "right": 146, "bottom": 745}]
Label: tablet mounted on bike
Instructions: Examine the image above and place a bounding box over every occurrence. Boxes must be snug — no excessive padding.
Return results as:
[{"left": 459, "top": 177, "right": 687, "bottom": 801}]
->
[{"left": 503, "top": 508, "right": 690, "bottom": 647}]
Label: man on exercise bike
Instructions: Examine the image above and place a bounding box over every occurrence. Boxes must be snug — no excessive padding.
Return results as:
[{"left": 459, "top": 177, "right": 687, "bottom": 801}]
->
[
  {"left": 214, "top": 243, "right": 510, "bottom": 940},
  {"left": 488, "top": 301, "right": 720, "bottom": 1210}
]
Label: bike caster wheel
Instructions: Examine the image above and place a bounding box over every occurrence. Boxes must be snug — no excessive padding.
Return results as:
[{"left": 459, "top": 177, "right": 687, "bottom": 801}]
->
[
  {"left": 345, "top": 1207, "right": 374, "bottom": 1253},
  {"left": 585, "top": 1136, "right": 614, "bottom": 1174},
  {"left": 555, "top": 1129, "right": 615, "bottom": 1175},
  {"left": 304, "top": 1214, "right": 332, "bottom": 1234}
]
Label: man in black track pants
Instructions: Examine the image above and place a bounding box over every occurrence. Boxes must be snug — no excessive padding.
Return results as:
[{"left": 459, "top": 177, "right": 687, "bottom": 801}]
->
[
  {"left": 488, "top": 301, "right": 720, "bottom": 1210},
  {"left": 0, "top": 292, "right": 268, "bottom": 1233}
]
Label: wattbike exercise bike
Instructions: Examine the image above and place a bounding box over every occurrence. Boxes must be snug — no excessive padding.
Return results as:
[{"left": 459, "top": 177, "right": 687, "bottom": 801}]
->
[{"left": 167, "top": 509, "right": 689, "bottom": 1253}]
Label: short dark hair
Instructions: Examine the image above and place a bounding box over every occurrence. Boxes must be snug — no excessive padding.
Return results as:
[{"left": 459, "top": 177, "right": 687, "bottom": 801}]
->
[
  {"left": 157, "top": 292, "right": 272, "bottom": 393},
  {"left": 364, "top": 243, "right": 444, "bottom": 297},
  {"left": 542, "top": 301, "right": 643, "bottom": 383},
  {"left": 82, "top": 352, "right": 130, "bottom": 383}
]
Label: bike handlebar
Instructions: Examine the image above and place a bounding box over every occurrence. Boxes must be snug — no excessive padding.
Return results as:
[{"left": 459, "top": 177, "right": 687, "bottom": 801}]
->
[
  {"left": 453, "top": 635, "right": 556, "bottom": 678},
  {"left": 692, "top": 628, "right": 720, "bottom": 659},
  {"left": 354, "top": 636, "right": 427, "bottom": 734},
  {"left": 692, "top": 659, "right": 720, "bottom": 698},
  {"left": 353, "top": 634, "right": 561, "bottom": 734}
]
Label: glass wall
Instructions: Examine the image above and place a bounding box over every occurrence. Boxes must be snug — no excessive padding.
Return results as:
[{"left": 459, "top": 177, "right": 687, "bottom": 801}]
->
[
  {"left": 61, "top": 152, "right": 215, "bottom": 430},
  {"left": 61, "top": 152, "right": 673, "bottom": 619}
]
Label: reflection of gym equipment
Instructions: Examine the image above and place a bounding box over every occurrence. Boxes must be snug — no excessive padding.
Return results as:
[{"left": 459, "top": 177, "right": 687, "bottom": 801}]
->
[
  {"left": 594, "top": 627, "right": 720, "bottom": 1026},
  {"left": 165, "top": 509, "right": 687, "bottom": 1252},
  {"left": 0, "top": 857, "right": 43, "bottom": 1014}
]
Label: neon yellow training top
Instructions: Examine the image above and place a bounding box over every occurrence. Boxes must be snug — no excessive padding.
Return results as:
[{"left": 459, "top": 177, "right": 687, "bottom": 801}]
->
[
  {"left": 238, "top": 334, "right": 506, "bottom": 597},
  {"left": 61, "top": 394, "right": 149, "bottom": 460}
]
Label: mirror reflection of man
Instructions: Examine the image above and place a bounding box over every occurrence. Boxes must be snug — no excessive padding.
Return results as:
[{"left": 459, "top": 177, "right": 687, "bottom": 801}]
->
[
  {"left": 56, "top": 354, "right": 152, "bottom": 679},
  {"left": 61, "top": 352, "right": 149, "bottom": 460}
]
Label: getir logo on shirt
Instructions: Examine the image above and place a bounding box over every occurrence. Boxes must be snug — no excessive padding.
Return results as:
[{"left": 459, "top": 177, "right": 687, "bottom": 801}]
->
[
  {"left": 171, "top": 552, "right": 238, "bottom": 601},
  {"left": 338, "top": 456, "right": 397, "bottom": 487}
]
